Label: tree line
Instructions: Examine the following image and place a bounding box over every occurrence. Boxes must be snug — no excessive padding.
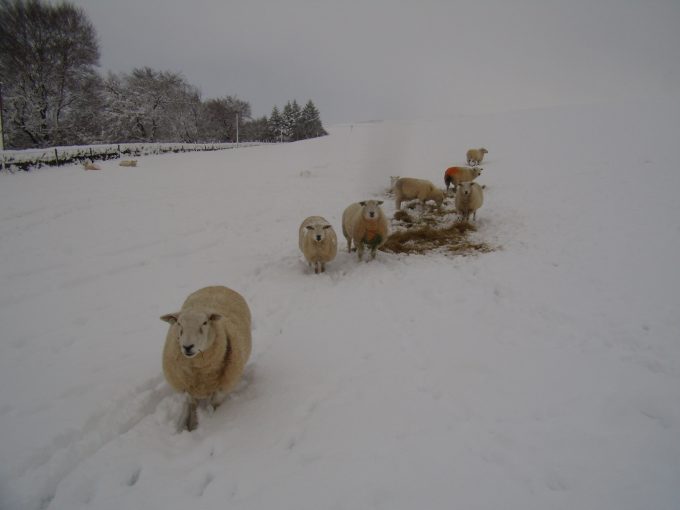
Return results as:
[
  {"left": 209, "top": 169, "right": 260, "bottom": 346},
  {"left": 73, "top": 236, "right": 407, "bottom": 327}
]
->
[{"left": 0, "top": 0, "right": 327, "bottom": 149}]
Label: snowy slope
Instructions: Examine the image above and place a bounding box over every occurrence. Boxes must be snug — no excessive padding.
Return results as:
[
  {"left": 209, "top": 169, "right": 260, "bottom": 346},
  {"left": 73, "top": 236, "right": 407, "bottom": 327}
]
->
[{"left": 1, "top": 101, "right": 679, "bottom": 510}]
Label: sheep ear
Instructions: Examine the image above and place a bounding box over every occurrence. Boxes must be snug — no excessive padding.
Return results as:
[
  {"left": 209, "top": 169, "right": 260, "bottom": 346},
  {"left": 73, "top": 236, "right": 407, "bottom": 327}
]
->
[
  {"left": 305, "top": 225, "right": 314, "bottom": 230},
  {"left": 161, "top": 313, "right": 179, "bottom": 324},
  {"left": 377, "top": 201, "right": 384, "bottom": 205},
  {"left": 209, "top": 313, "right": 222, "bottom": 322},
  {"left": 322, "top": 224, "right": 332, "bottom": 229},
  {"left": 359, "top": 201, "right": 367, "bottom": 206}
]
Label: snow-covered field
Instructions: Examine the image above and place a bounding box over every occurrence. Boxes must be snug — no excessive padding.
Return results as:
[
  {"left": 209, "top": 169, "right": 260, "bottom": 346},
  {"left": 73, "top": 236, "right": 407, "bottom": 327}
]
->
[{"left": 1, "top": 100, "right": 679, "bottom": 510}]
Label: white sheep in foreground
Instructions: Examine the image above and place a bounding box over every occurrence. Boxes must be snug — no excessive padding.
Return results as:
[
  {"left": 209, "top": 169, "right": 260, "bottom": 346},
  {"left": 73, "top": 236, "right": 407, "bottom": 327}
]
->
[
  {"left": 466, "top": 147, "right": 488, "bottom": 166},
  {"left": 119, "top": 159, "right": 138, "bottom": 167},
  {"left": 393, "top": 177, "right": 445, "bottom": 210},
  {"left": 299, "top": 216, "right": 338, "bottom": 274},
  {"left": 161, "top": 286, "right": 252, "bottom": 431},
  {"left": 444, "top": 166, "right": 482, "bottom": 191},
  {"left": 342, "top": 200, "right": 389, "bottom": 261},
  {"left": 455, "top": 181, "right": 484, "bottom": 221}
]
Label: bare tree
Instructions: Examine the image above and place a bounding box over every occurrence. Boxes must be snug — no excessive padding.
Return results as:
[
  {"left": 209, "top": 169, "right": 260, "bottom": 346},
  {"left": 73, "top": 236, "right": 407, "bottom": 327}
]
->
[
  {"left": 199, "top": 96, "right": 251, "bottom": 142},
  {"left": 0, "top": 0, "right": 99, "bottom": 148},
  {"left": 102, "top": 67, "right": 201, "bottom": 143}
]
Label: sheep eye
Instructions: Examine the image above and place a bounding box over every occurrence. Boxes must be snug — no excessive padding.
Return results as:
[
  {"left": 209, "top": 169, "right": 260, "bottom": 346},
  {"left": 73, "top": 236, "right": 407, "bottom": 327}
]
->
[{"left": 202, "top": 321, "right": 208, "bottom": 326}]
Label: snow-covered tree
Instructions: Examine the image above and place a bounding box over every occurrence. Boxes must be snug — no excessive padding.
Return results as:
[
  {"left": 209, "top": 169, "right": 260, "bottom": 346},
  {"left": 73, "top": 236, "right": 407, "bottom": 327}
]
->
[
  {"left": 0, "top": 0, "right": 100, "bottom": 148},
  {"left": 270, "top": 99, "right": 327, "bottom": 142},
  {"left": 102, "top": 68, "right": 201, "bottom": 143},
  {"left": 282, "top": 100, "right": 303, "bottom": 141},
  {"left": 268, "top": 106, "right": 284, "bottom": 142},
  {"left": 299, "top": 100, "right": 327, "bottom": 139}
]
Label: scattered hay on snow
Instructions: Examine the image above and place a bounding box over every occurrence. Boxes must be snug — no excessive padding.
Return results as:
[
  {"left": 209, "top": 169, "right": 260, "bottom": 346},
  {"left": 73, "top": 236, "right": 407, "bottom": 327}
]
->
[{"left": 381, "top": 199, "right": 495, "bottom": 256}]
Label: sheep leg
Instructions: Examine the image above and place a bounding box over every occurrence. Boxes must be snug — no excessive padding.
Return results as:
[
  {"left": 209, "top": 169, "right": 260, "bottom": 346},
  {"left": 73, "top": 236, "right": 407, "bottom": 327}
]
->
[
  {"left": 321, "top": 262, "right": 326, "bottom": 273},
  {"left": 210, "top": 390, "right": 228, "bottom": 409},
  {"left": 370, "top": 246, "right": 377, "bottom": 260},
  {"left": 314, "top": 261, "right": 320, "bottom": 274},
  {"left": 356, "top": 242, "right": 364, "bottom": 261},
  {"left": 179, "top": 395, "right": 199, "bottom": 432}
]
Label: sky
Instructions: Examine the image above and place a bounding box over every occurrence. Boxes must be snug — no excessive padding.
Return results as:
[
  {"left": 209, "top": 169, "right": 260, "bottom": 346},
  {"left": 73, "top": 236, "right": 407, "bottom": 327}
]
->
[{"left": 69, "top": 0, "right": 680, "bottom": 124}]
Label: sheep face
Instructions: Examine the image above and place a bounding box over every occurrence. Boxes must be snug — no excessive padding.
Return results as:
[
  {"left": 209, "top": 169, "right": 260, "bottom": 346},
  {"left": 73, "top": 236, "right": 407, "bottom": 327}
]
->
[
  {"left": 459, "top": 182, "right": 474, "bottom": 196},
  {"left": 358, "top": 200, "right": 384, "bottom": 220},
  {"left": 161, "top": 310, "right": 222, "bottom": 358},
  {"left": 305, "top": 223, "right": 333, "bottom": 243}
]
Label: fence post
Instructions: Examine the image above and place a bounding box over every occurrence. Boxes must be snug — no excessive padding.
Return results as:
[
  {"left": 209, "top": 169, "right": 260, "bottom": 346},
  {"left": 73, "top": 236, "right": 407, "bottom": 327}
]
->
[{"left": 54, "top": 148, "right": 59, "bottom": 166}]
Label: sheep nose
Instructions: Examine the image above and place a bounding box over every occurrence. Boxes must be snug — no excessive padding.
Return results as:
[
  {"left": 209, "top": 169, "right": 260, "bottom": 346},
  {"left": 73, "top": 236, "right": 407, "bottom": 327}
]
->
[
  {"left": 315, "top": 235, "right": 322, "bottom": 241},
  {"left": 183, "top": 344, "right": 195, "bottom": 355},
  {"left": 369, "top": 212, "right": 375, "bottom": 218}
]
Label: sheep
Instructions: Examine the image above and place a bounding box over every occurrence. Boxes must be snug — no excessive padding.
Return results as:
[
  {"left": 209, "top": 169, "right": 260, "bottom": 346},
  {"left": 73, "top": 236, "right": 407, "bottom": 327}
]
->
[
  {"left": 119, "top": 159, "right": 138, "bottom": 167},
  {"left": 466, "top": 147, "right": 488, "bottom": 166},
  {"left": 455, "top": 181, "right": 484, "bottom": 221},
  {"left": 393, "top": 177, "right": 445, "bottom": 210},
  {"left": 299, "top": 216, "right": 338, "bottom": 274},
  {"left": 386, "top": 175, "right": 400, "bottom": 196},
  {"left": 83, "top": 160, "right": 101, "bottom": 171},
  {"left": 160, "top": 285, "right": 251, "bottom": 431},
  {"left": 342, "top": 200, "right": 389, "bottom": 261},
  {"left": 444, "top": 166, "right": 482, "bottom": 192}
]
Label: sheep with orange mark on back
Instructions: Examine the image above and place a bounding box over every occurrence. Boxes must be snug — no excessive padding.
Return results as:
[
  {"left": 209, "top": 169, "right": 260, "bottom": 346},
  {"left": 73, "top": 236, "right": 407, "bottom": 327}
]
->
[
  {"left": 466, "top": 147, "right": 488, "bottom": 166},
  {"left": 393, "top": 177, "right": 445, "bottom": 210},
  {"left": 444, "top": 166, "right": 482, "bottom": 192},
  {"left": 160, "top": 286, "right": 251, "bottom": 431},
  {"left": 342, "top": 200, "right": 389, "bottom": 261}
]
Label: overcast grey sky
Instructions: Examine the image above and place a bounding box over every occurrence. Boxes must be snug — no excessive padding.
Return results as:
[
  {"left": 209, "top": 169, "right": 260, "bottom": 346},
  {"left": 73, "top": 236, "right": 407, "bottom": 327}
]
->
[{"left": 70, "top": 0, "right": 680, "bottom": 124}]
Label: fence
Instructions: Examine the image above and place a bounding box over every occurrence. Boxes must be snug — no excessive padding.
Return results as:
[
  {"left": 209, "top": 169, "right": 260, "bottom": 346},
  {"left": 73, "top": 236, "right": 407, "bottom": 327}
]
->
[{"left": 0, "top": 141, "right": 262, "bottom": 172}]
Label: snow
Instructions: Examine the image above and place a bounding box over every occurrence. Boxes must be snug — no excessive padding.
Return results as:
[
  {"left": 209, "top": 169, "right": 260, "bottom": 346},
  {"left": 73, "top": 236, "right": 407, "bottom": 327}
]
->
[{"left": 1, "top": 100, "right": 679, "bottom": 510}]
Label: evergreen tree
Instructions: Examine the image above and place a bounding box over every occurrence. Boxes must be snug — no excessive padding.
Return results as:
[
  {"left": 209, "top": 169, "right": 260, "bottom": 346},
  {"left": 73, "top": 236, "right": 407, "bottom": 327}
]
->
[
  {"left": 299, "top": 100, "right": 327, "bottom": 139},
  {"left": 268, "top": 105, "right": 284, "bottom": 141}
]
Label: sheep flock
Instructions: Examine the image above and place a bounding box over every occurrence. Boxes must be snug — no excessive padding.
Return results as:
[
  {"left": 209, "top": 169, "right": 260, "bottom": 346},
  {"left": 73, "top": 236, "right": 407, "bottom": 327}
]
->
[{"left": 161, "top": 144, "right": 493, "bottom": 430}]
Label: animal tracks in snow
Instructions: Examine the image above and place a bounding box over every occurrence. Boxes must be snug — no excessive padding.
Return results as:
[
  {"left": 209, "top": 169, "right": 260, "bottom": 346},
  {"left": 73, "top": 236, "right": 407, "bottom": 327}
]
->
[{"left": 14, "top": 376, "right": 172, "bottom": 508}]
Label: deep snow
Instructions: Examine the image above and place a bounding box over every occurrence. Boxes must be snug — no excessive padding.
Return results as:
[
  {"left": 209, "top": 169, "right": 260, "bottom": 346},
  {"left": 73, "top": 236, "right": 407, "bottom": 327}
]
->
[{"left": 1, "top": 101, "right": 679, "bottom": 510}]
